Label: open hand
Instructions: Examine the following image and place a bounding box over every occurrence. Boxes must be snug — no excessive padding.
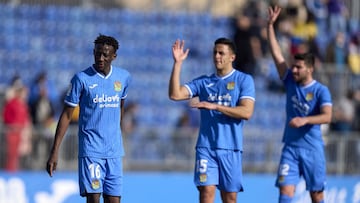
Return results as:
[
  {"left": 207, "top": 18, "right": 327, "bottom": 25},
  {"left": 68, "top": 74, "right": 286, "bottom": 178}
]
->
[
  {"left": 268, "top": 5, "right": 282, "bottom": 25},
  {"left": 191, "top": 101, "right": 217, "bottom": 110},
  {"left": 172, "top": 39, "right": 189, "bottom": 62}
]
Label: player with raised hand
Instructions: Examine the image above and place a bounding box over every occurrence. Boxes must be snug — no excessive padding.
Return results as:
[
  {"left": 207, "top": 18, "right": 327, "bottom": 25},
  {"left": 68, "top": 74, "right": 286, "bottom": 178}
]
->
[
  {"left": 267, "top": 5, "right": 332, "bottom": 203},
  {"left": 169, "top": 38, "right": 255, "bottom": 203}
]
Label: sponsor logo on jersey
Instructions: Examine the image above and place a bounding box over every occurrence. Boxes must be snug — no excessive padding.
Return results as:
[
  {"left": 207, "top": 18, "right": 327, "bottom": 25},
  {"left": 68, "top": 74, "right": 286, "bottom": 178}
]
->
[
  {"left": 291, "top": 95, "right": 310, "bottom": 115},
  {"left": 208, "top": 93, "right": 232, "bottom": 107},
  {"left": 93, "top": 94, "right": 120, "bottom": 108},
  {"left": 93, "top": 94, "right": 120, "bottom": 103},
  {"left": 114, "top": 81, "right": 122, "bottom": 92},
  {"left": 206, "top": 83, "right": 215, "bottom": 88},
  {"left": 89, "top": 84, "right": 98, "bottom": 89}
]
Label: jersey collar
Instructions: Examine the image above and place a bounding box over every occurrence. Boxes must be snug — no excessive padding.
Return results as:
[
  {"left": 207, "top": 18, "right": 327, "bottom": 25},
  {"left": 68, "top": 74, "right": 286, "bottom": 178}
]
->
[
  {"left": 91, "top": 65, "right": 113, "bottom": 79},
  {"left": 216, "top": 69, "right": 235, "bottom": 80}
]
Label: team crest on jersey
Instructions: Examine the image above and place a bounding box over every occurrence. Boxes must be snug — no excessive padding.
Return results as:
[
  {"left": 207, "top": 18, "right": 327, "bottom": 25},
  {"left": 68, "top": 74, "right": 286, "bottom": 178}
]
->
[
  {"left": 278, "top": 176, "right": 285, "bottom": 183},
  {"left": 91, "top": 179, "right": 100, "bottom": 190},
  {"left": 114, "top": 81, "right": 122, "bottom": 92},
  {"left": 199, "top": 174, "right": 207, "bottom": 182},
  {"left": 305, "top": 93, "right": 313, "bottom": 101},
  {"left": 226, "top": 82, "right": 235, "bottom": 90}
]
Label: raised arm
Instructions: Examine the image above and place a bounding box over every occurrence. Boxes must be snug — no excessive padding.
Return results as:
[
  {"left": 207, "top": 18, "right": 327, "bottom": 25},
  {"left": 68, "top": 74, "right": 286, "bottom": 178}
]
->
[
  {"left": 168, "top": 39, "right": 191, "bottom": 101},
  {"left": 267, "top": 5, "right": 288, "bottom": 79}
]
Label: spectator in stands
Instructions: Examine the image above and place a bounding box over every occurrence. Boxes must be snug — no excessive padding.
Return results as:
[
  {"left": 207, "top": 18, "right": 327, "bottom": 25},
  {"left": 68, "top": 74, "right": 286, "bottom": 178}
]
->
[
  {"left": 4, "top": 74, "right": 23, "bottom": 101},
  {"left": 324, "top": 31, "right": 348, "bottom": 97},
  {"left": 289, "top": 5, "right": 318, "bottom": 50},
  {"left": 348, "top": 31, "right": 360, "bottom": 74},
  {"left": 46, "top": 34, "right": 131, "bottom": 203},
  {"left": 29, "top": 73, "right": 56, "bottom": 160},
  {"left": 325, "top": 31, "right": 348, "bottom": 70},
  {"left": 327, "top": 0, "right": 348, "bottom": 39},
  {"left": 233, "top": 11, "right": 263, "bottom": 76},
  {"left": 331, "top": 89, "right": 355, "bottom": 133},
  {"left": 121, "top": 101, "right": 138, "bottom": 136},
  {"left": 28, "top": 71, "right": 60, "bottom": 117},
  {"left": 30, "top": 77, "right": 55, "bottom": 127},
  {"left": 305, "top": 0, "right": 329, "bottom": 57},
  {"left": 2, "top": 84, "right": 32, "bottom": 172},
  {"left": 267, "top": 5, "right": 332, "bottom": 203},
  {"left": 168, "top": 38, "right": 255, "bottom": 203},
  {"left": 352, "top": 89, "right": 360, "bottom": 131}
]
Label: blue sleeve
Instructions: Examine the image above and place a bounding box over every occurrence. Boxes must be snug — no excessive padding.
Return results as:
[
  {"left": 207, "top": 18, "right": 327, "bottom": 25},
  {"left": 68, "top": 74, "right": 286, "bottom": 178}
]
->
[
  {"left": 240, "top": 75, "right": 255, "bottom": 101},
  {"left": 319, "top": 85, "right": 332, "bottom": 107},
  {"left": 122, "top": 73, "right": 131, "bottom": 99},
  {"left": 185, "top": 75, "right": 207, "bottom": 98},
  {"left": 64, "top": 74, "right": 82, "bottom": 107}
]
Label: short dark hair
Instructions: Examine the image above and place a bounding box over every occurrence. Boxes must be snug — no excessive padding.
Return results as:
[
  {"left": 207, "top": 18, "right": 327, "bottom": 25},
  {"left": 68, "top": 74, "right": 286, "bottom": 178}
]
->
[
  {"left": 94, "top": 34, "right": 119, "bottom": 52},
  {"left": 214, "top": 38, "right": 236, "bottom": 54},
  {"left": 294, "top": 53, "right": 315, "bottom": 67}
]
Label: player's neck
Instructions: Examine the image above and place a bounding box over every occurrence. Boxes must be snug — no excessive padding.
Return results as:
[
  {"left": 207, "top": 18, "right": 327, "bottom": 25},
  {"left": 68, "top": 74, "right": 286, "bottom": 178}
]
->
[
  {"left": 216, "top": 67, "right": 234, "bottom": 77},
  {"left": 299, "top": 77, "right": 314, "bottom": 86}
]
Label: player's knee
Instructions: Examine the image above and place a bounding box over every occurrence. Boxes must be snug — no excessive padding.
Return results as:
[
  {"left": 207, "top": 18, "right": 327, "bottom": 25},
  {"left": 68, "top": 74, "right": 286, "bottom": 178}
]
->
[
  {"left": 221, "top": 193, "right": 237, "bottom": 203},
  {"left": 197, "top": 186, "right": 216, "bottom": 199},
  {"left": 279, "top": 185, "right": 295, "bottom": 197},
  {"left": 310, "top": 190, "right": 324, "bottom": 203}
]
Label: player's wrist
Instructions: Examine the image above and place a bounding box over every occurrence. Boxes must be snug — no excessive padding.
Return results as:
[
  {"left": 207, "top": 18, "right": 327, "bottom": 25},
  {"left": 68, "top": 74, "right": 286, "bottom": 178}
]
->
[
  {"left": 174, "top": 60, "right": 184, "bottom": 65},
  {"left": 267, "top": 22, "right": 274, "bottom": 27}
]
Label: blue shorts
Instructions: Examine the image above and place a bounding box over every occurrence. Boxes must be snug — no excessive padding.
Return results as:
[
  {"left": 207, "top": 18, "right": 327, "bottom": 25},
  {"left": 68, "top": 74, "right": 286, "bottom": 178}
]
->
[
  {"left": 78, "top": 157, "right": 123, "bottom": 197},
  {"left": 275, "top": 145, "right": 326, "bottom": 191},
  {"left": 194, "top": 147, "right": 244, "bottom": 192}
]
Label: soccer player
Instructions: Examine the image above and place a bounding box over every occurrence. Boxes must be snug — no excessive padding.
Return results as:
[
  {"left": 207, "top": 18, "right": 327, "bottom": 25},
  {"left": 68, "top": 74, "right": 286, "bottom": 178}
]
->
[
  {"left": 46, "top": 34, "right": 131, "bottom": 203},
  {"left": 267, "top": 6, "right": 332, "bottom": 203},
  {"left": 168, "top": 38, "right": 255, "bottom": 203}
]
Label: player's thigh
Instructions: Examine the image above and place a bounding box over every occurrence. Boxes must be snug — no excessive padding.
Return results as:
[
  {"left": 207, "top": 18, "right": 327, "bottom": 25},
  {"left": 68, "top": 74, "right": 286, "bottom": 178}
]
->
[
  {"left": 300, "top": 148, "right": 326, "bottom": 191},
  {"left": 275, "top": 146, "right": 300, "bottom": 188},
  {"left": 194, "top": 147, "right": 218, "bottom": 187},
  {"left": 217, "top": 149, "right": 244, "bottom": 192},
  {"left": 103, "top": 157, "right": 123, "bottom": 197},
  {"left": 79, "top": 157, "right": 106, "bottom": 196}
]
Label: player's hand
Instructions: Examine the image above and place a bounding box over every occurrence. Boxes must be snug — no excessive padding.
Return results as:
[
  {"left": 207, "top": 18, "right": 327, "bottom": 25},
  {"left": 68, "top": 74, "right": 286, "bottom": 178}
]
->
[
  {"left": 172, "top": 39, "right": 189, "bottom": 62},
  {"left": 191, "top": 101, "right": 217, "bottom": 110},
  {"left": 289, "top": 117, "right": 307, "bottom": 128},
  {"left": 268, "top": 5, "right": 282, "bottom": 25},
  {"left": 46, "top": 152, "right": 58, "bottom": 177}
]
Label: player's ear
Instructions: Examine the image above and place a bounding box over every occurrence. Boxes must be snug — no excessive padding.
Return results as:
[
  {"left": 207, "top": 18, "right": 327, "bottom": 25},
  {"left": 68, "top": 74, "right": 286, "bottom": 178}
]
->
[{"left": 231, "top": 54, "right": 236, "bottom": 61}]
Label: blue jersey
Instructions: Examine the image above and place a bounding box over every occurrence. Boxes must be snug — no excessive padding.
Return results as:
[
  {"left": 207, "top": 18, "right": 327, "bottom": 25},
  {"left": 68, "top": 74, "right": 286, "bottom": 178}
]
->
[
  {"left": 65, "top": 65, "right": 131, "bottom": 158},
  {"left": 282, "top": 69, "right": 332, "bottom": 149},
  {"left": 185, "top": 69, "right": 255, "bottom": 150}
]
